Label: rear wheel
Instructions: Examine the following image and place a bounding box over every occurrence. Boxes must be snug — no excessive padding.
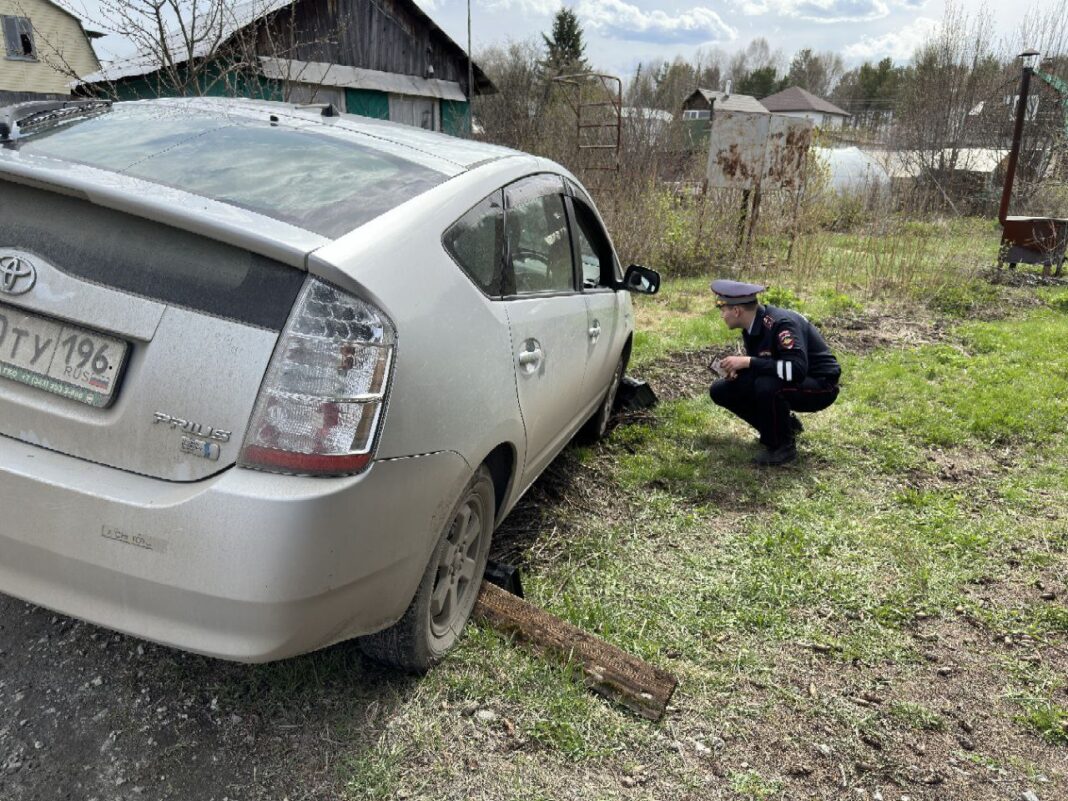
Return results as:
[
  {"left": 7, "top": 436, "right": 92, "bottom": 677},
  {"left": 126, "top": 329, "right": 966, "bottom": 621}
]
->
[
  {"left": 579, "top": 353, "right": 626, "bottom": 443},
  {"left": 359, "top": 466, "right": 495, "bottom": 673}
]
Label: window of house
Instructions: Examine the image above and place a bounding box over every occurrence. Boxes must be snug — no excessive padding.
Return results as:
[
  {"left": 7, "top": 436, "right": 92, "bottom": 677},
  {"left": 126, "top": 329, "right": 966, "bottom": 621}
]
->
[
  {"left": 2, "top": 16, "right": 36, "bottom": 60},
  {"left": 682, "top": 109, "right": 710, "bottom": 120}
]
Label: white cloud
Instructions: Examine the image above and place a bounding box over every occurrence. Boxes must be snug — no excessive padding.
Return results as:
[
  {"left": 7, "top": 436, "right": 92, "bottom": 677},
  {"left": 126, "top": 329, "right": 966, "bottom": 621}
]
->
[
  {"left": 734, "top": 0, "right": 929, "bottom": 22},
  {"left": 576, "top": 0, "right": 737, "bottom": 44},
  {"left": 843, "top": 16, "right": 940, "bottom": 61},
  {"left": 478, "top": 0, "right": 560, "bottom": 15},
  {"left": 787, "top": 0, "right": 889, "bottom": 22}
]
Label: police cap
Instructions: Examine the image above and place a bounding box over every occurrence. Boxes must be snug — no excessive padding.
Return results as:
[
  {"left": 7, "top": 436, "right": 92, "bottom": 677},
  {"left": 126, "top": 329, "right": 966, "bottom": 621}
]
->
[{"left": 710, "top": 279, "right": 766, "bottom": 305}]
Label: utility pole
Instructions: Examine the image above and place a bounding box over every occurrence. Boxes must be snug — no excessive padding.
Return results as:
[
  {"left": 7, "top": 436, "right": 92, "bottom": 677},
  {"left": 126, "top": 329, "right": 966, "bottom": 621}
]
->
[{"left": 467, "top": 0, "right": 474, "bottom": 138}]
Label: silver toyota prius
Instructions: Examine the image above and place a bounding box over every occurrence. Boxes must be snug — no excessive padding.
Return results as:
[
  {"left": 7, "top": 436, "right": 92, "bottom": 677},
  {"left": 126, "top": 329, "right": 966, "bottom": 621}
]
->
[{"left": 0, "top": 98, "right": 658, "bottom": 671}]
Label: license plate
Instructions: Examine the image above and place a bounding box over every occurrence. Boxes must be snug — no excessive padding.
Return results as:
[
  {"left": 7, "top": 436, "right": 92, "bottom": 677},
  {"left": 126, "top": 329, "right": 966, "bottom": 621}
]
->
[{"left": 0, "top": 302, "right": 129, "bottom": 408}]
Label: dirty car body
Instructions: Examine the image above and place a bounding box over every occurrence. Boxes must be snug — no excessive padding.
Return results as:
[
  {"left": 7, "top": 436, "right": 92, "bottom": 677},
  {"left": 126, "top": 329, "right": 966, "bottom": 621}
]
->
[{"left": 0, "top": 98, "right": 655, "bottom": 668}]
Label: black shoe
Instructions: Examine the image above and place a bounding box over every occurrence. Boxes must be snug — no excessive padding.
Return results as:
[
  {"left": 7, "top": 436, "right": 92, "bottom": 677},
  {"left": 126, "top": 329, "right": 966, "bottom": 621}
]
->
[
  {"left": 789, "top": 414, "right": 804, "bottom": 435},
  {"left": 753, "top": 442, "right": 798, "bottom": 466}
]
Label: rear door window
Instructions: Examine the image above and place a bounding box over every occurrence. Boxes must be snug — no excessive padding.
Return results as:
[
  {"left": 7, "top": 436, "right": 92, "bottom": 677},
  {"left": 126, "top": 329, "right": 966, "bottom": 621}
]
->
[{"left": 504, "top": 175, "right": 575, "bottom": 296}]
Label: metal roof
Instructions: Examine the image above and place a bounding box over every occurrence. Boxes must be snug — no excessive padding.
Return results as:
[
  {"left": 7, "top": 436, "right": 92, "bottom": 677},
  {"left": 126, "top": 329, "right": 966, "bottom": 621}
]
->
[
  {"left": 759, "top": 86, "right": 850, "bottom": 117},
  {"left": 686, "top": 89, "right": 768, "bottom": 115},
  {"left": 259, "top": 58, "right": 468, "bottom": 102}
]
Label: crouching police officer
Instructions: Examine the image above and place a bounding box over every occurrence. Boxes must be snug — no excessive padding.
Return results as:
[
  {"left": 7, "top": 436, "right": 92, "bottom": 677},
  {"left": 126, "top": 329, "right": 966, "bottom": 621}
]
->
[{"left": 708, "top": 280, "right": 841, "bottom": 466}]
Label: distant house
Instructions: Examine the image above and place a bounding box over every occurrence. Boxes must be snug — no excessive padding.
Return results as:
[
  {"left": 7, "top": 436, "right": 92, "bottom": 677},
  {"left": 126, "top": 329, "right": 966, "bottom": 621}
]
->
[
  {"left": 680, "top": 87, "right": 767, "bottom": 148},
  {"left": 759, "top": 86, "right": 850, "bottom": 130},
  {"left": 1, "top": 0, "right": 101, "bottom": 104},
  {"left": 77, "top": 0, "right": 495, "bottom": 136},
  {"left": 680, "top": 87, "right": 768, "bottom": 119}
]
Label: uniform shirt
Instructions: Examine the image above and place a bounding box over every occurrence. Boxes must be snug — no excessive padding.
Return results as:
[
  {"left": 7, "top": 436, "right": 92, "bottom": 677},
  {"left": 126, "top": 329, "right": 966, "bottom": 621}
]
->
[{"left": 743, "top": 305, "right": 841, "bottom": 384}]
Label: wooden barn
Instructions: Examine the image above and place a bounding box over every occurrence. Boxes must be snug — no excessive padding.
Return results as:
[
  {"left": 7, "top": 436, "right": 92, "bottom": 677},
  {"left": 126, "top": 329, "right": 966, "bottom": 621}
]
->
[{"left": 77, "top": 0, "right": 495, "bottom": 136}]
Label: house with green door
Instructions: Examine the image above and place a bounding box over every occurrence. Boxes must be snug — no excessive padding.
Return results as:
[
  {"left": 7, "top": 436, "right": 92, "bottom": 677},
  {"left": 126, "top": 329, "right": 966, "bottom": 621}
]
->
[{"left": 76, "top": 0, "right": 494, "bottom": 137}]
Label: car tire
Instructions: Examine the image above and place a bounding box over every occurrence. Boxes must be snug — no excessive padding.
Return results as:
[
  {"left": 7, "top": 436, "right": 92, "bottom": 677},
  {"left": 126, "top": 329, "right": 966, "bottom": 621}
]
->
[
  {"left": 578, "top": 353, "right": 626, "bottom": 443},
  {"left": 359, "top": 465, "right": 495, "bottom": 673}
]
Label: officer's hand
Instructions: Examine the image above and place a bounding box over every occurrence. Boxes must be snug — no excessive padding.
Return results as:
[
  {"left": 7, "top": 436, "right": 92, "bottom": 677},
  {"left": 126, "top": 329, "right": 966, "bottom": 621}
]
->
[{"left": 720, "top": 356, "right": 751, "bottom": 375}]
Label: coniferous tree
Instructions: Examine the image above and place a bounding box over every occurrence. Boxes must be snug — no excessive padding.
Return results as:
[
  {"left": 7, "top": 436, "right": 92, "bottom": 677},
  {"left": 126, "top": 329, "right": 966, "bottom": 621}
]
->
[{"left": 539, "top": 7, "right": 588, "bottom": 78}]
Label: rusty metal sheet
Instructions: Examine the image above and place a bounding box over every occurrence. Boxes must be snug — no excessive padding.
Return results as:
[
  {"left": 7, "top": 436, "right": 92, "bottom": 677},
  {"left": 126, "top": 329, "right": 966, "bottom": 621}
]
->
[
  {"left": 763, "top": 115, "right": 812, "bottom": 190},
  {"left": 706, "top": 111, "right": 812, "bottom": 191},
  {"left": 706, "top": 111, "right": 769, "bottom": 191}
]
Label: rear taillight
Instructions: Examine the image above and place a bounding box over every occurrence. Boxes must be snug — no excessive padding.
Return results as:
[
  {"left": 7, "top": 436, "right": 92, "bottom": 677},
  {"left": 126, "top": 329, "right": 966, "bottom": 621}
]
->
[{"left": 239, "top": 278, "right": 395, "bottom": 476}]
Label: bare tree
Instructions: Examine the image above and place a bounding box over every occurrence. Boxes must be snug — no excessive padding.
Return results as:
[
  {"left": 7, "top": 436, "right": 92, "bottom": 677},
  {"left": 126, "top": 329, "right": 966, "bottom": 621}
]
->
[
  {"left": 786, "top": 49, "right": 844, "bottom": 97},
  {"left": 475, "top": 39, "right": 543, "bottom": 150},
  {"left": 892, "top": 0, "right": 1067, "bottom": 214},
  {"left": 892, "top": 2, "right": 1005, "bottom": 212}
]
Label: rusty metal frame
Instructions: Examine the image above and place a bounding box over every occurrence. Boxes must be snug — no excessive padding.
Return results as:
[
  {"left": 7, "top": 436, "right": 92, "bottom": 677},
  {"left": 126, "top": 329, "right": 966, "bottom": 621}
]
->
[{"left": 551, "top": 72, "right": 622, "bottom": 171}]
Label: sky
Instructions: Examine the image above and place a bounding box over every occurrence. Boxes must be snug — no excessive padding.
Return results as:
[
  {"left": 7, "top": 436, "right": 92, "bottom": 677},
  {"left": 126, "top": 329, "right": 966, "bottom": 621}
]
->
[{"left": 67, "top": 0, "right": 1051, "bottom": 80}]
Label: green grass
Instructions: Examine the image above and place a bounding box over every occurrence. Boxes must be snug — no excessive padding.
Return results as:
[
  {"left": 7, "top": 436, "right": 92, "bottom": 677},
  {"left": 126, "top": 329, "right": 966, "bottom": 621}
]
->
[
  {"left": 334, "top": 226, "right": 1068, "bottom": 798},
  {"left": 889, "top": 701, "right": 946, "bottom": 731},
  {"left": 730, "top": 770, "right": 785, "bottom": 799}
]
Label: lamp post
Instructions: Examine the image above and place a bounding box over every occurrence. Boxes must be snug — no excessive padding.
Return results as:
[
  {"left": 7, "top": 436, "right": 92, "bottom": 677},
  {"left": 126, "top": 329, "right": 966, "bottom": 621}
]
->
[{"left": 999, "top": 49, "right": 1041, "bottom": 224}]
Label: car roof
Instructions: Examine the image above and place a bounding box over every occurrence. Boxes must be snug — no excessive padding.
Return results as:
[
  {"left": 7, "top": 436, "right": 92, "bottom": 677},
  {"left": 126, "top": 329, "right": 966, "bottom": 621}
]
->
[{"left": 144, "top": 96, "right": 523, "bottom": 172}]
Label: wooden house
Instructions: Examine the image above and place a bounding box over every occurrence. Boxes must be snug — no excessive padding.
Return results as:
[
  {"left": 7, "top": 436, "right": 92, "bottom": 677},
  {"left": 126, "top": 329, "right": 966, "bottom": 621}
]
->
[
  {"left": 680, "top": 86, "right": 767, "bottom": 148},
  {"left": 77, "top": 0, "right": 494, "bottom": 136},
  {"left": 1, "top": 0, "right": 101, "bottom": 104}
]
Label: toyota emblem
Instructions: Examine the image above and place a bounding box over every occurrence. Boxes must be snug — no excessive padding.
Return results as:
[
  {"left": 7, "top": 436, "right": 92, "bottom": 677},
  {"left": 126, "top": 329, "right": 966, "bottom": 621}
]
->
[{"left": 0, "top": 255, "right": 36, "bottom": 295}]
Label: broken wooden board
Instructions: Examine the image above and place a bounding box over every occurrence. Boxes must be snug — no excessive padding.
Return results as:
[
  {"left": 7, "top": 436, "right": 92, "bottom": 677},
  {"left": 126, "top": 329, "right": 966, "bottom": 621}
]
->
[{"left": 473, "top": 580, "right": 678, "bottom": 722}]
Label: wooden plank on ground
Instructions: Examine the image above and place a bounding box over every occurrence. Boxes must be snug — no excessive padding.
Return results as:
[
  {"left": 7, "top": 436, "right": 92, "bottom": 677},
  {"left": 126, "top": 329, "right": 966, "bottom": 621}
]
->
[{"left": 473, "top": 580, "right": 678, "bottom": 722}]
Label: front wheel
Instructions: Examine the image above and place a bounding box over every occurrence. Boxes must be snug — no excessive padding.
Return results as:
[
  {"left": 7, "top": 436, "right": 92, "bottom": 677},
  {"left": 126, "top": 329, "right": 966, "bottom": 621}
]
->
[
  {"left": 578, "top": 354, "right": 626, "bottom": 443},
  {"left": 359, "top": 466, "right": 495, "bottom": 672}
]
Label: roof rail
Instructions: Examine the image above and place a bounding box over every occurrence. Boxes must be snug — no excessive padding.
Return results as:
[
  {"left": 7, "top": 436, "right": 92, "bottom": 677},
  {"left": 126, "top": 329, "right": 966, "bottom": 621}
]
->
[{"left": 0, "top": 99, "right": 113, "bottom": 143}]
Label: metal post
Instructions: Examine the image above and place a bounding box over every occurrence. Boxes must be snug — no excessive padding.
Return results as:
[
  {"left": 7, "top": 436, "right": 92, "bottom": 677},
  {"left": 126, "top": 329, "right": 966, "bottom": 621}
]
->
[
  {"left": 466, "top": 0, "right": 474, "bottom": 138},
  {"left": 999, "top": 56, "right": 1036, "bottom": 225}
]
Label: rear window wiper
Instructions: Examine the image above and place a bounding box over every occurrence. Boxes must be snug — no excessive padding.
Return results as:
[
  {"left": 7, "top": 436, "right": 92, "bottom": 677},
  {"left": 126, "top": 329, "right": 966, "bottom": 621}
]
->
[{"left": 0, "top": 99, "right": 112, "bottom": 144}]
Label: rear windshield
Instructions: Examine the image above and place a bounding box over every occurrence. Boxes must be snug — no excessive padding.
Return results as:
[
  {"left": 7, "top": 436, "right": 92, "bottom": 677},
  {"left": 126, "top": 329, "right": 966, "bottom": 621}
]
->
[{"left": 14, "top": 104, "right": 449, "bottom": 238}]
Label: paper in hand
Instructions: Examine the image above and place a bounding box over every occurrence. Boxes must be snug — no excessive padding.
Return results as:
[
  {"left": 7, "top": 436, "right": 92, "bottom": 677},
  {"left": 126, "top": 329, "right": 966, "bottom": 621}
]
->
[{"left": 708, "top": 358, "right": 728, "bottom": 378}]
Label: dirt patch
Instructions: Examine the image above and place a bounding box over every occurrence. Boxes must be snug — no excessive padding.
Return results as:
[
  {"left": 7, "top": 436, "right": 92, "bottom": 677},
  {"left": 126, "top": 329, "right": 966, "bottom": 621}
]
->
[
  {"left": 823, "top": 312, "right": 950, "bottom": 355},
  {"left": 902, "top": 446, "right": 1014, "bottom": 493},
  {"left": 744, "top": 614, "right": 1068, "bottom": 800},
  {"left": 632, "top": 312, "right": 950, "bottom": 407},
  {"left": 632, "top": 347, "right": 731, "bottom": 404},
  {"left": 491, "top": 444, "right": 640, "bottom": 571}
]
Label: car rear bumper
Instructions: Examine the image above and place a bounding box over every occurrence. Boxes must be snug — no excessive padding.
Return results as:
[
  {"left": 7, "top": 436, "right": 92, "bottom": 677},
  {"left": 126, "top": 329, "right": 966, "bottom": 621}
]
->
[{"left": 0, "top": 435, "right": 470, "bottom": 662}]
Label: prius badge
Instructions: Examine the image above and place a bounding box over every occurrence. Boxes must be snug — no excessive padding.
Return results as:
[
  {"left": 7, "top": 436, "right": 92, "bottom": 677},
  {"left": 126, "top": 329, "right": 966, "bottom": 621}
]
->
[
  {"left": 0, "top": 254, "right": 37, "bottom": 296},
  {"left": 153, "top": 412, "right": 231, "bottom": 462}
]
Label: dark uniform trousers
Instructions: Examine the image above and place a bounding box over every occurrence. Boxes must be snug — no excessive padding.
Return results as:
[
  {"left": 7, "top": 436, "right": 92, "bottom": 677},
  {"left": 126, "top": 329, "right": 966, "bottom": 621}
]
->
[{"left": 710, "top": 372, "right": 839, "bottom": 449}]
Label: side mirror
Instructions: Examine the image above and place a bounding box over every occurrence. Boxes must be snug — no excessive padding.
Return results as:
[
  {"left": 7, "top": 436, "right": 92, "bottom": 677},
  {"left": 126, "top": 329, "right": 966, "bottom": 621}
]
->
[{"left": 621, "top": 264, "right": 660, "bottom": 295}]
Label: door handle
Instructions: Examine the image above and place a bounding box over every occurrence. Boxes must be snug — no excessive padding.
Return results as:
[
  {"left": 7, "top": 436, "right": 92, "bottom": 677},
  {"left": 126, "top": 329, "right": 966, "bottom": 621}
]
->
[
  {"left": 588, "top": 322, "right": 601, "bottom": 339},
  {"left": 518, "top": 344, "right": 544, "bottom": 372}
]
